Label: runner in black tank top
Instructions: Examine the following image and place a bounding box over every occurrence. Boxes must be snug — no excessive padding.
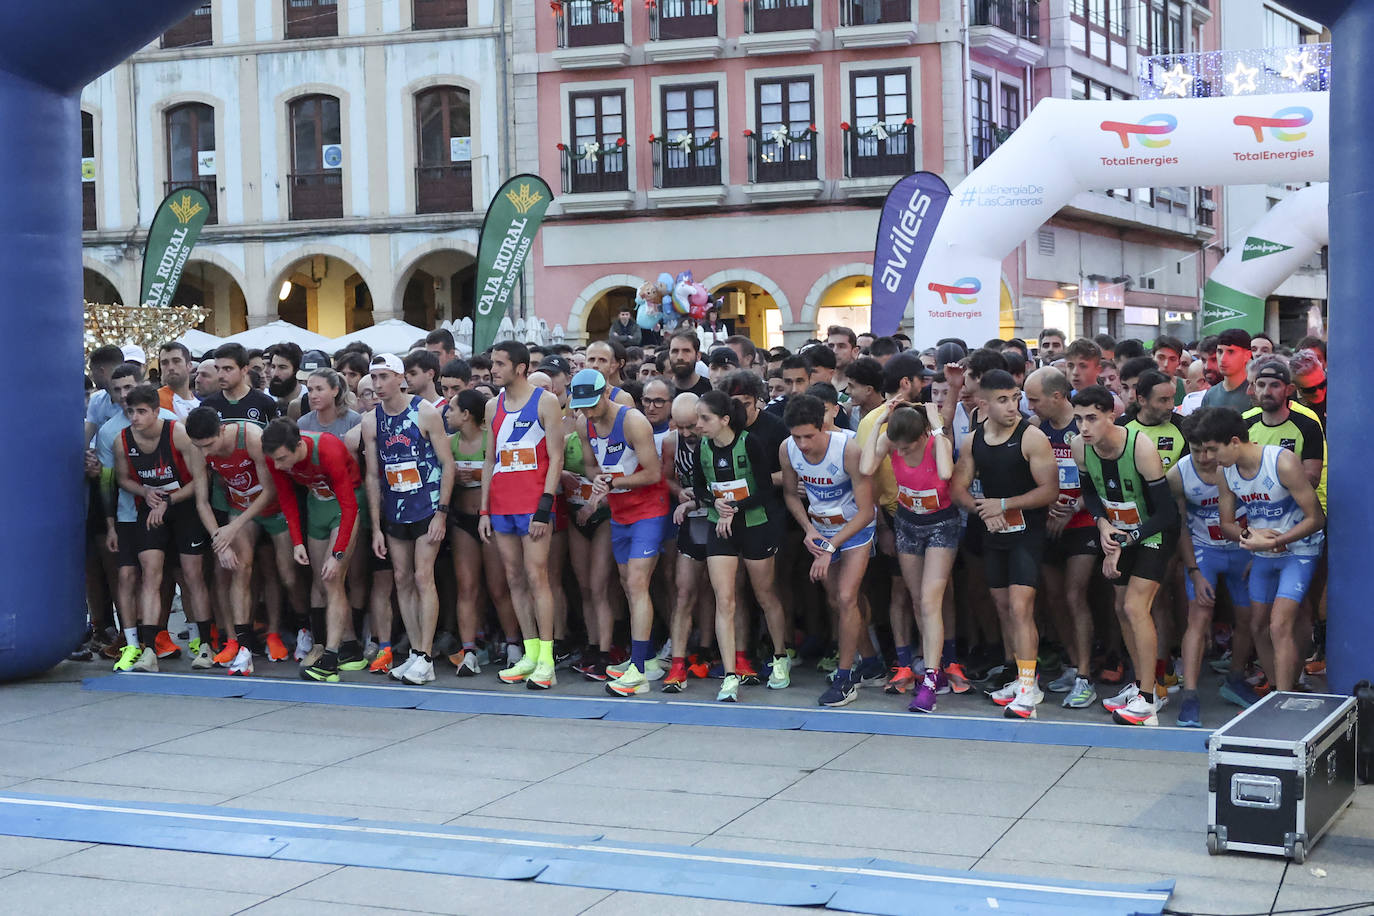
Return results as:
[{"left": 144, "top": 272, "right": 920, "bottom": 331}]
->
[{"left": 951, "top": 370, "right": 1060, "bottom": 720}]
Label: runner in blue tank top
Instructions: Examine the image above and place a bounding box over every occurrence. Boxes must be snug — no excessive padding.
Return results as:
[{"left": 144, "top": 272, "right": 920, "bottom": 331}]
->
[{"left": 361, "top": 353, "right": 455, "bottom": 686}]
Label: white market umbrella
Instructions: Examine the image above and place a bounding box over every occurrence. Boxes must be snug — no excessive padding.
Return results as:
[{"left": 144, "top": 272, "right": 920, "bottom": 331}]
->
[
  {"left": 221, "top": 319, "right": 334, "bottom": 352},
  {"left": 175, "top": 327, "right": 225, "bottom": 357},
  {"left": 327, "top": 319, "right": 431, "bottom": 356}
]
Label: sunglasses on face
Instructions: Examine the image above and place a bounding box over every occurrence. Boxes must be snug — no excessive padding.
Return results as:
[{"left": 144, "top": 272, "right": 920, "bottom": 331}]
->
[{"left": 1298, "top": 378, "right": 1327, "bottom": 396}]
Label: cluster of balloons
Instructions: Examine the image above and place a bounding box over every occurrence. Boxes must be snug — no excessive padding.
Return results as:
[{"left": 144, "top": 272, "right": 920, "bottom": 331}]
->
[{"left": 635, "top": 270, "right": 718, "bottom": 330}]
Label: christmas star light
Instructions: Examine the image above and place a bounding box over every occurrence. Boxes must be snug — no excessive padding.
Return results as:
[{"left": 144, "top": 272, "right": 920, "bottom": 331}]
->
[
  {"left": 1225, "top": 60, "right": 1258, "bottom": 95},
  {"left": 1280, "top": 48, "right": 1317, "bottom": 85},
  {"left": 1160, "top": 63, "right": 1195, "bottom": 98}
]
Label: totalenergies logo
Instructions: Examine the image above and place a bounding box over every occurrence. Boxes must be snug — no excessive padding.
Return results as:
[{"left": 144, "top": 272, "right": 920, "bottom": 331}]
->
[
  {"left": 1099, "top": 113, "right": 1177, "bottom": 149},
  {"left": 928, "top": 277, "right": 981, "bottom": 305},
  {"left": 1233, "top": 106, "right": 1313, "bottom": 143}
]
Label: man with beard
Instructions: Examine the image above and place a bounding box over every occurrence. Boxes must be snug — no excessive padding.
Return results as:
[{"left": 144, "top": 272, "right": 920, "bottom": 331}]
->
[
  {"left": 194, "top": 359, "right": 221, "bottom": 400},
  {"left": 667, "top": 328, "right": 712, "bottom": 397},
  {"left": 266, "top": 343, "right": 305, "bottom": 418},
  {"left": 204, "top": 343, "right": 281, "bottom": 429},
  {"left": 156, "top": 342, "right": 199, "bottom": 420},
  {"left": 1290, "top": 349, "right": 1327, "bottom": 426}
]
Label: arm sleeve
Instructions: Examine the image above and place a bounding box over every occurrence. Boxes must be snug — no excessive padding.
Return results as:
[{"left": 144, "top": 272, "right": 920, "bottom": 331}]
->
[
  {"left": 270, "top": 463, "right": 305, "bottom": 547},
  {"left": 318, "top": 435, "right": 359, "bottom": 554},
  {"left": 1136, "top": 476, "right": 1179, "bottom": 541},
  {"left": 1080, "top": 472, "right": 1106, "bottom": 520}
]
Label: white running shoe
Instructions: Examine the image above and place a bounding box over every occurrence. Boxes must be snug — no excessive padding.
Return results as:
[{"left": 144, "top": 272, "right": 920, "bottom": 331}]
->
[
  {"left": 228, "top": 646, "right": 253, "bottom": 677},
  {"left": 1047, "top": 666, "right": 1080, "bottom": 693},
  {"left": 1102, "top": 683, "right": 1138, "bottom": 712},
  {"left": 390, "top": 652, "right": 418, "bottom": 681},
  {"left": 606, "top": 665, "right": 649, "bottom": 697},
  {"left": 190, "top": 642, "right": 214, "bottom": 670},
  {"left": 655, "top": 640, "right": 673, "bottom": 663},
  {"left": 402, "top": 657, "right": 435, "bottom": 685},
  {"left": 1112, "top": 694, "right": 1159, "bottom": 726},
  {"left": 608, "top": 657, "right": 664, "bottom": 681},
  {"left": 293, "top": 628, "right": 314, "bottom": 662},
  {"left": 767, "top": 654, "right": 791, "bottom": 690},
  {"left": 1062, "top": 676, "right": 1098, "bottom": 709},
  {"left": 1004, "top": 686, "right": 1038, "bottom": 719},
  {"left": 988, "top": 681, "right": 1018, "bottom": 706},
  {"left": 717, "top": 673, "right": 741, "bottom": 703},
  {"left": 132, "top": 647, "right": 159, "bottom": 673},
  {"left": 456, "top": 651, "right": 481, "bottom": 677}
]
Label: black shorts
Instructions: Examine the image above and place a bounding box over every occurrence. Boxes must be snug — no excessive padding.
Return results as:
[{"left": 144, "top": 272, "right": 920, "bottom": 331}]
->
[
  {"left": 705, "top": 516, "right": 782, "bottom": 561},
  {"left": 962, "top": 514, "right": 985, "bottom": 557},
  {"left": 448, "top": 510, "right": 482, "bottom": 542},
  {"left": 384, "top": 515, "right": 438, "bottom": 541},
  {"left": 983, "top": 527, "right": 1046, "bottom": 590},
  {"left": 115, "top": 521, "right": 142, "bottom": 568},
  {"left": 133, "top": 502, "right": 208, "bottom": 558},
  {"left": 677, "top": 514, "right": 712, "bottom": 562},
  {"left": 1110, "top": 532, "right": 1176, "bottom": 584},
  {"left": 569, "top": 506, "right": 610, "bottom": 541},
  {"left": 1043, "top": 525, "right": 1100, "bottom": 564}
]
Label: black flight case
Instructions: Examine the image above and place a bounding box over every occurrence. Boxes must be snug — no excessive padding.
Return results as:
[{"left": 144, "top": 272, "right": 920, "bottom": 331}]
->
[{"left": 1207, "top": 691, "right": 1358, "bottom": 863}]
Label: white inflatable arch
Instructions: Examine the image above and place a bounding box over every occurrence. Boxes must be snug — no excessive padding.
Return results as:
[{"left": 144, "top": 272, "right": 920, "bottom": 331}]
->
[
  {"left": 910, "top": 93, "right": 1330, "bottom": 343},
  {"left": 1202, "top": 183, "right": 1327, "bottom": 334}
]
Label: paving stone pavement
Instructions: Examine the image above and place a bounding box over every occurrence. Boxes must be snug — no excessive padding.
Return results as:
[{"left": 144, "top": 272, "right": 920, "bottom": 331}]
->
[{"left": 0, "top": 663, "right": 1369, "bottom": 915}]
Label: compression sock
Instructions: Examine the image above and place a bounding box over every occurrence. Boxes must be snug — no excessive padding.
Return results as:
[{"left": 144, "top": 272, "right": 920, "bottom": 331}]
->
[
  {"left": 523, "top": 638, "right": 538, "bottom": 662},
  {"left": 138, "top": 625, "right": 158, "bottom": 649},
  {"left": 233, "top": 625, "right": 253, "bottom": 648},
  {"left": 1017, "top": 658, "right": 1037, "bottom": 695},
  {"left": 631, "top": 639, "right": 652, "bottom": 672}
]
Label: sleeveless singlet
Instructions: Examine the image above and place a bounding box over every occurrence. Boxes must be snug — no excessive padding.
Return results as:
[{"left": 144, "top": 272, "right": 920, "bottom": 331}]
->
[
  {"left": 1222, "top": 444, "right": 1324, "bottom": 558},
  {"left": 970, "top": 419, "right": 1043, "bottom": 534},
  {"left": 490, "top": 389, "right": 549, "bottom": 515},
  {"left": 786, "top": 431, "right": 870, "bottom": 538},
  {"left": 121, "top": 419, "right": 192, "bottom": 509},
  {"left": 890, "top": 435, "right": 953, "bottom": 521},
  {"left": 1083, "top": 426, "right": 1160, "bottom": 547},
  {"left": 587, "top": 406, "right": 670, "bottom": 524},
  {"left": 674, "top": 434, "right": 708, "bottom": 519},
  {"left": 375, "top": 396, "right": 442, "bottom": 524},
  {"left": 450, "top": 428, "right": 487, "bottom": 490},
  {"left": 204, "top": 420, "right": 279, "bottom": 515},
  {"left": 698, "top": 431, "right": 766, "bottom": 526},
  {"left": 1041, "top": 417, "right": 1093, "bottom": 530},
  {"left": 1177, "top": 454, "right": 1237, "bottom": 550}
]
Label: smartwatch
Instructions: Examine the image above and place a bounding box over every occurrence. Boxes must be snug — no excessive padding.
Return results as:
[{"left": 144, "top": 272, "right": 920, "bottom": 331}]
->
[{"left": 331, "top": 550, "right": 345, "bottom": 561}]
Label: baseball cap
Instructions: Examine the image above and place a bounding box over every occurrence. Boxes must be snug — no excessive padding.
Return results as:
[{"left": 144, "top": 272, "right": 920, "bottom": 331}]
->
[
  {"left": 538, "top": 354, "right": 572, "bottom": 377},
  {"left": 934, "top": 341, "right": 966, "bottom": 369},
  {"left": 882, "top": 352, "right": 930, "bottom": 394},
  {"left": 370, "top": 353, "right": 405, "bottom": 375},
  {"left": 708, "top": 347, "right": 740, "bottom": 368},
  {"left": 297, "top": 349, "right": 330, "bottom": 379},
  {"left": 122, "top": 344, "right": 146, "bottom": 364},
  {"left": 568, "top": 368, "right": 607, "bottom": 409},
  {"left": 1254, "top": 361, "right": 1292, "bottom": 384}
]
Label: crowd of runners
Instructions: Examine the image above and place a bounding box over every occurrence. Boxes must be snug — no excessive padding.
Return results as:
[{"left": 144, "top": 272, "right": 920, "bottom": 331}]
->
[{"left": 80, "top": 319, "right": 1332, "bottom": 727}]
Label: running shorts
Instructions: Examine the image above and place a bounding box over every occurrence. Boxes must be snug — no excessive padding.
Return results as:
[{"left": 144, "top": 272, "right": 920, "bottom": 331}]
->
[
  {"left": 1042, "top": 525, "right": 1100, "bottom": 564},
  {"left": 491, "top": 513, "right": 532, "bottom": 536},
  {"left": 305, "top": 487, "right": 365, "bottom": 543},
  {"left": 133, "top": 501, "right": 208, "bottom": 557},
  {"left": 982, "top": 527, "right": 1046, "bottom": 589},
  {"left": 448, "top": 510, "right": 482, "bottom": 542},
  {"left": 705, "top": 516, "right": 782, "bottom": 561},
  {"left": 677, "top": 514, "right": 712, "bottom": 562},
  {"left": 895, "top": 507, "right": 961, "bottom": 556},
  {"left": 384, "top": 514, "right": 438, "bottom": 541},
  {"left": 1248, "top": 552, "right": 1318, "bottom": 605},
  {"left": 1185, "top": 543, "right": 1250, "bottom": 604},
  {"left": 1109, "top": 530, "right": 1176, "bottom": 584},
  {"left": 611, "top": 514, "right": 669, "bottom": 564}
]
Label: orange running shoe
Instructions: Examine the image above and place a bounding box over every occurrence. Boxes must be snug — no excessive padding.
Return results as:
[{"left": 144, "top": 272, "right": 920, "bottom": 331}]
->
[
  {"left": 1305, "top": 657, "right": 1327, "bottom": 676},
  {"left": 154, "top": 630, "right": 182, "bottom": 660},
  {"left": 661, "top": 660, "right": 688, "bottom": 693},
  {"left": 368, "top": 646, "right": 393, "bottom": 674},
  {"left": 265, "top": 633, "right": 288, "bottom": 662},
  {"left": 884, "top": 666, "right": 916, "bottom": 695},
  {"left": 943, "top": 662, "right": 972, "bottom": 694},
  {"left": 736, "top": 656, "right": 761, "bottom": 686},
  {"left": 213, "top": 640, "right": 240, "bottom": 666}
]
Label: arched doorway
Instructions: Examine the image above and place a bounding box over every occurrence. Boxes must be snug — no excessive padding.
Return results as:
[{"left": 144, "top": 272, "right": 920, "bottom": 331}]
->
[
  {"left": 83, "top": 268, "right": 122, "bottom": 305},
  {"left": 274, "top": 254, "right": 373, "bottom": 337},
  {"left": 708, "top": 280, "right": 780, "bottom": 348},
  {"left": 399, "top": 248, "right": 477, "bottom": 329},
  {"left": 813, "top": 274, "right": 873, "bottom": 340},
  {"left": 583, "top": 286, "right": 637, "bottom": 342},
  {"left": 174, "top": 260, "right": 247, "bottom": 336}
]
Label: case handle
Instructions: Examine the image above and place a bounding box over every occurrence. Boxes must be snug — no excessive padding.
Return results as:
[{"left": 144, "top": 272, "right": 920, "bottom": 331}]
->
[{"left": 1231, "top": 773, "right": 1282, "bottom": 810}]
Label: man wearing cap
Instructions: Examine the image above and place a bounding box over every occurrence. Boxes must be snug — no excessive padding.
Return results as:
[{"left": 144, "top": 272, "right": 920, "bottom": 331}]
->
[
  {"left": 583, "top": 340, "right": 637, "bottom": 407},
  {"left": 362, "top": 353, "right": 456, "bottom": 686},
  {"left": 708, "top": 347, "right": 740, "bottom": 385},
  {"left": 571, "top": 369, "right": 672, "bottom": 697},
  {"left": 1243, "top": 357, "right": 1325, "bottom": 505},
  {"left": 122, "top": 344, "right": 147, "bottom": 369},
  {"left": 1201, "top": 328, "right": 1254, "bottom": 413},
  {"left": 265, "top": 342, "right": 305, "bottom": 419}
]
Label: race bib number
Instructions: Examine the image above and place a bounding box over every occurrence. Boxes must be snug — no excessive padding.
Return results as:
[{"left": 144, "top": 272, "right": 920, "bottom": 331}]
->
[
  {"left": 1056, "top": 457, "right": 1080, "bottom": 490},
  {"left": 150, "top": 480, "right": 181, "bottom": 493},
  {"left": 1103, "top": 498, "right": 1142, "bottom": 530},
  {"left": 897, "top": 486, "right": 942, "bottom": 515},
  {"left": 607, "top": 470, "right": 630, "bottom": 494},
  {"left": 227, "top": 483, "right": 262, "bottom": 512},
  {"left": 567, "top": 477, "right": 596, "bottom": 506},
  {"left": 970, "top": 477, "right": 984, "bottom": 500},
  {"left": 384, "top": 460, "right": 422, "bottom": 493},
  {"left": 1000, "top": 507, "right": 1026, "bottom": 534},
  {"left": 496, "top": 445, "right": 538, "bottom": 473},
  {"left": 454, "top": 460, "right": 483, "bottom": 489},
  {"left": 710, "top": 478, "right": 749, "bottom": 503},
  {"left": 1206, "top": 524, "right": 1225, "bottom": 542},
  {"left": 307, "top": 480, "right": 335, "bottom": 501},
  {"left": 809, "top": 509, "right": 847, "bottom": 528}
]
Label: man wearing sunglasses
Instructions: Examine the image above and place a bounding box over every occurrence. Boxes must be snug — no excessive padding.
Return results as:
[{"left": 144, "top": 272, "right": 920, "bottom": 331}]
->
[{"left": 1291, "top": 349, "right": 1327, "bottom": 426}]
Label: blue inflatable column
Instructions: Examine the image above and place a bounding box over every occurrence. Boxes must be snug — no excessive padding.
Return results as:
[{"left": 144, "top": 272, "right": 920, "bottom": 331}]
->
[
  {"left": 1279, "top": 0, "right": 1372, "bottom": 695},
  {"left": 0, "top": 1, "right": 208, "bottom": 681}
]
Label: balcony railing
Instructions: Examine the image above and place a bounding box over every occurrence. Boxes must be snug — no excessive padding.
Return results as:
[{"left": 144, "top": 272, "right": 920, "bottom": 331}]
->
[
  {"left": 838, "top": 0, "right": 908, "bottom": 27},
  {"left": 416, "top": 164, "right": 474, "bottom": 214},
  {"left": 288, "top": 170, "right": 343, "bottom": 220},
  {"left": 747, "top": 0, "right": 813, "bottom": 31},
  {"left": 556, "top": 0, "right": 624, "bottom": 47},
  {"left": 560, "top": 145, "right": 629, "bottom": 194},
  {"left": 970, "top": 0, "right": 1039, "bottom": 42},
  {"left": 652, "top": 135, "right": 722, "bottom": 188},
  {"left": 285, "top": 0, "right": 338, "bottom": 39},
  {"left": 842, "top": 122, "right": 914, "bottom": 178},
  {"left": 164, "top": 178, "right": 218, "bottom": 225},
  {"left": 651, "top": 0, "right": 718, "bottom": 39},
  {"left": 161, "top": 2, "right": 212, "bottom": 48},
  {"left": 82, "top": 183, "right": 97, "bottom": 231},
  {"left": 412, "top": 0, "right": 467, "bottom": 28},
  {"left": 747, "top": 130, "right": 817, "bottom": 183}
]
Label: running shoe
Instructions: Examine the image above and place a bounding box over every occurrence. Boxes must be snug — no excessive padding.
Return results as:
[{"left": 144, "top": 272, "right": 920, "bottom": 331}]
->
[
  {"left": 526, "top": 659, "right": 556, "bottom": 690},
  {"left": 112, "top": 644, "right": 141, "bottom": 672},
  {"left": 1047, "top": 666, "right": 1081, "bottom": 694},
  {"left": 1159, "top": 670, "right": 1181, "bottom": 694},
  {"left": 402, "top": 657, "right": 436, "bottom": 686},
  {"left": 608, "top": 658, "right": 664, "bottom": 681},
  {"left": 655, "top": 640, "right": 673, "bottom": 664},
  {"left": 214, "top": 640, "right": 240, "bottom": 666},
  {"left": 662, "top": 660, "right": 688, "bottom": 693},
  {"left": 1102, "top": 683, "right": 1138, "bottom": 713},
  {"left": 1096, "top": 656, "right": 1126, "bottom": 685},
  {"left": 908, "top": 673, "right": 937, "bottom": 714},
  {"left": 854, "top": 658, "right": 888, "bottom": 688},
  {"left": 1062, "top": 677, "right": 1098, "bottom": 709},
  {"left": 389, "top": 651, "right": 418, "bottom": 681},
  {"left": 1220, "top": 676, "right": 1261, "bottom": 708},
  {"left": 154, "top": 631, "right": 181, "bottom": 660},
  {"left": 228, "top": 646, "right": 253, "bottom": 677},
  {"left": 1037, "top": 643, "right": 1063, "bottom": 675},
  {"left": 737, "top": 657, "right": 761, "bottom": 687},
  {"left": 293, "top": 628, "right": 314, "bottom": 662},
  {"left": 132, "top": 647, "right": 159, "bottom": 672},
  {"left": 190, "top": 641, "right": 214, "bottom": 670},
  {"left": 1004, "top": 686, "right": 1037, "bottom": 719},
  {"left": 606, "top": 664, "right": 649, "bottom": 697},
  {"left": 1112, "top": 694, "right": 1158, "bottom": 726},
  {"left": 103, "top": 634, "right": 127, "bottom": 661},
  {"left": 1177, "top": 694, "right": 1202, "bottom": 728},
  {"left": 818, "top": 676, "right": 858, "bottom": 707},
  {"left": 982, "top": 667, "right": 1016, "bottom": 699},
  {"left": 990, "top": 682, "right": 1044, "bottom": 707},
  {"left": 301, "top": 644, "right": 325, "bottom": 669},
  {"left": 767, "top": 654, "right": 791, "bottom": 690},
  {"left": 1208, "top": 650, "right": 1233, "bottom": 675},
  {"left": 301, "top": 662, "right": 340, "bottom": 683},
  {"left": 688, "top": 658, "right": 711, "bottom": 679},
  {"left": 942, "top": 662, "right": 972, "bottom": 694},
  {"left": 816, "top": 650, "right": 839, "bottom": 674},
  {"left": 717, "top": 673, "right": 741, "bottom": 702},
  {"left": 554, "top": 642, "right": 577, "bottom": 670},
  {"left": 453, "top": 650, "right": 480, "bottom": 677},
  {"left": 576, "top": 658, "right": 609, "bottom": 682},
  {"left": 266, "top": 633, "right": 289, "bottom": 662},
  {"left": 1304, "top": 657, "right": 1327, "bottom": 676},
  {"left": 884, "top": 666, "right": 916, "bottom": 695},
  {"left": 337, "top": 645, "right": 368, "bottom": 671},
  {"left": 368, "top": 647, "right": 393, "bottom": 674},
  {"left": 932, "top": 667, "right": 951, "bottom": 696}
]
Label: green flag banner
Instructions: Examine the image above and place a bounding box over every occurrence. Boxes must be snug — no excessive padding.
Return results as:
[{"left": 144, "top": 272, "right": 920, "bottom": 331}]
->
[
  {"left": 1201, "top": 279, "right": 1265, "bottom": 336},
  {"left": 1240, "top": 236, "right": 1294, "bottom": 261},
  {"left": 473, "top": 174, "right": 553, "bottom": 354},
  {"left": 141, "top": 187, "right": 212, "bottom": 308}
]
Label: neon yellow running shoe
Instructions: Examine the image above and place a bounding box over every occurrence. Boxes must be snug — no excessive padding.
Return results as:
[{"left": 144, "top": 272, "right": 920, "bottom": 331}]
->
[{"left": 112, "top": 644, "right": 141, "bottom": 672}]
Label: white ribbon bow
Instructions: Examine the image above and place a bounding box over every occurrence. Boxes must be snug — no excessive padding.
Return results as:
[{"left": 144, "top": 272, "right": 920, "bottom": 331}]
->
[
  {"left": 675, "top": 133, "right": 693, "bottom": 153},
  {"left": 769, "top": 126, "right": 791, "bottom": 147},
  {"left": 580, "top": 141, "right": 601, "bottom": 160}
]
